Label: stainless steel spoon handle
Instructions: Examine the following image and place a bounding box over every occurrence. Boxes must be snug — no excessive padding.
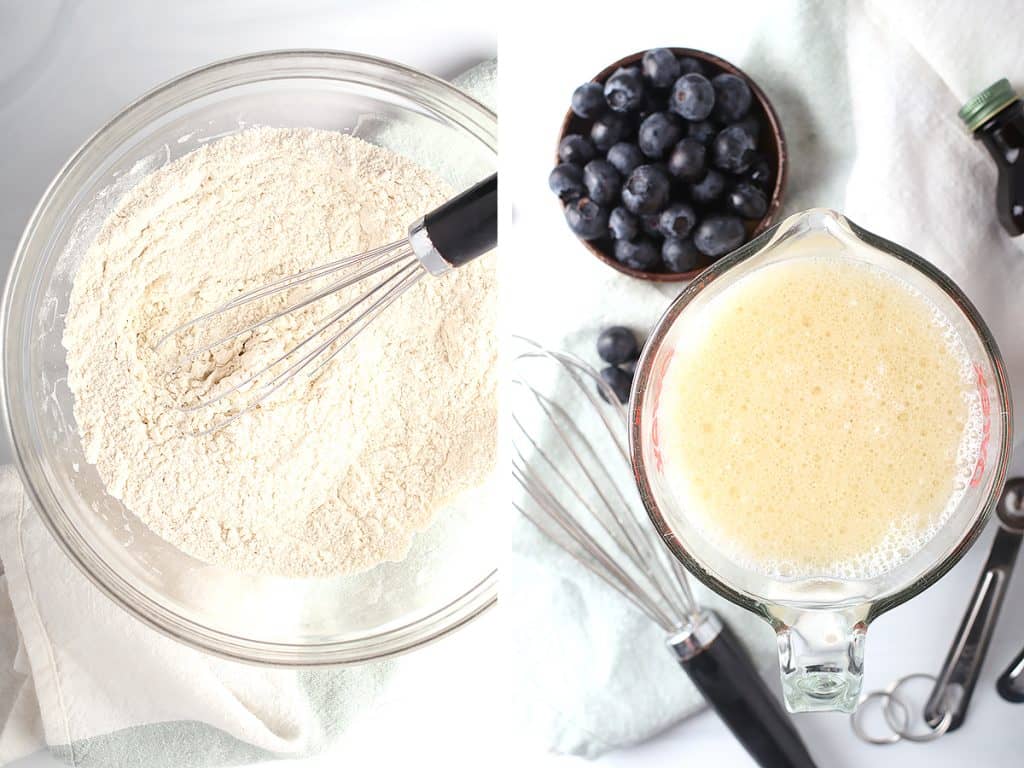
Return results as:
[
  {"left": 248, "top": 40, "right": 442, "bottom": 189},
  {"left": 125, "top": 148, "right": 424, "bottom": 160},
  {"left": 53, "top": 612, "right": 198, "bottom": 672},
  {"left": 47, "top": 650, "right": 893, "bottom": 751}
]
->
[
  {"left": 924, "top": 523, "right": 1023, "bottom": 729},
  {"left": 997, "top": 645, "right": 1024, "bottom": 702}
]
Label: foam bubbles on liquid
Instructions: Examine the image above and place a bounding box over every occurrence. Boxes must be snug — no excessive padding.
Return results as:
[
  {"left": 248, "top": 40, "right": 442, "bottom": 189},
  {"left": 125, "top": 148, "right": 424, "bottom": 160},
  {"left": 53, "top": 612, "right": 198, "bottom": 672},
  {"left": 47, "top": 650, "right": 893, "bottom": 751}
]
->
[{"left": 659, "top": 255, "right": 985, "bottom": 582}]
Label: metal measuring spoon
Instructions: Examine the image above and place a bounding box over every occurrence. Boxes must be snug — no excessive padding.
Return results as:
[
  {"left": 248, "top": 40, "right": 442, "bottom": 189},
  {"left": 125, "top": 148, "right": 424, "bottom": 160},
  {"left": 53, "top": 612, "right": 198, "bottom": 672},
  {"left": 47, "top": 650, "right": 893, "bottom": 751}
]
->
[
  {"left": 924, "top": 477, "right": 1024, "bottom": 730},
  {"left": 996, "top": 479, "right": 1024, "bottom": 704}
]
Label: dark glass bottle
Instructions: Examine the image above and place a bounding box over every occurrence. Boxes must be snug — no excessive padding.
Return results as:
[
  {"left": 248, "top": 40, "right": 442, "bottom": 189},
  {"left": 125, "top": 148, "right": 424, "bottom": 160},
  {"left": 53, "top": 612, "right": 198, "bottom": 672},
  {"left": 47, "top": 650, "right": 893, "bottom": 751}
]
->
[{"left": 961, "top": 79, "right": 1024, "bottom": 236}]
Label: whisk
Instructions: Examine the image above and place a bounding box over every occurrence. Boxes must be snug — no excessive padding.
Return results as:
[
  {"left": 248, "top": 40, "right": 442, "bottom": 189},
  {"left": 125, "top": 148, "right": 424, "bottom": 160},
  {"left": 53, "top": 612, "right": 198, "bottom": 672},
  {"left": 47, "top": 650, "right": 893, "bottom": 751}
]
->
[
  {"left": 511, "top": 339, "right": 817, "bottom": 768},
  {"left": 157, "top": 173, "right": 497, "bottom": 432}
]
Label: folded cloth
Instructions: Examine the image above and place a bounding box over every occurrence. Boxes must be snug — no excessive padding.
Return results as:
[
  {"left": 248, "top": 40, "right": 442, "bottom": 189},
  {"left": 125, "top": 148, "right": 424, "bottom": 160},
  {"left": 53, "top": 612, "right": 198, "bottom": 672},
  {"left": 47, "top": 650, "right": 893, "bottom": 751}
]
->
[
  {"left": 507, "top": 0, "right": 1024, "bottom": 757},
  {"left": 0, "top": 60, "right": 495, "bottom": 768}
]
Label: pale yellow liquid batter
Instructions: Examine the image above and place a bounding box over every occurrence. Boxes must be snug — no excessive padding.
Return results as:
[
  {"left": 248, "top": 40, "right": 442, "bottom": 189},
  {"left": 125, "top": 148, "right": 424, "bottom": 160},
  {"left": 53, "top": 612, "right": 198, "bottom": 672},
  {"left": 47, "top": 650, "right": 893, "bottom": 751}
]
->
[{"left": 659, "top": 256, "right": 982, "bottom": 579}]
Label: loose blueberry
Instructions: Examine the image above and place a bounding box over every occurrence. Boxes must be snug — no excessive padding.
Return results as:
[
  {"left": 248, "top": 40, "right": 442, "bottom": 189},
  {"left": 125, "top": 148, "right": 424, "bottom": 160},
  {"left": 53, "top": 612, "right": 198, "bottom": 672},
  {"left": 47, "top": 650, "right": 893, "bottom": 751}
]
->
[
  {"left": 621, "top": 359, "right": 638, "bottom": 376},
  {"left": 548, "top": 163, "right": 585, "bottom": 201},
  {"left": 689, "top": 169, "right": 728, "bottom": 204},
  {"left": 558, "top": 134, "right": 597, "bottom": 165},
  {"left": 591, "top": 112, "right": 632, "bottom": 150},
  {"left": 694, "top": 214, "right": 746, "bottom": 257},
  {"left": 746, "top": 154, "right": 774, "bottom": 190},
  {"left": 564, "top": 197, "right": 608, "bottom": 240},
  {"left": 711, "top": 73, "right": 753, "bottom": 122},
  {"left": 621, "top": 164, "right": 671, "bottom": 214},
  {"left": 728, "top": 181, "right": 768, "bottom": 219},
  {"left": 658, "top": 203, "right": 698, "bottom": 239},
  {"left": 598, "top": 365, "right": 633, "bottom": 405},
  {"left": 606, "top": 142, "right": 644, "bottom": 176},
  {"left": 687, "top": 120, "right": 718, "bottom": 145},
  {"left": 712, "top": 124, "right": 757, "bottom": 173},
  {"left": 667, "top": 138, "right": 707, "bottom": 181},
  {"left": 662, "top": 237, "right": 704, "bottom": 273},
  {"left": 677, "top": 56, "right": 705, "bottom": 76},
  {"left": 614, "top": 237, "right": 661, "bottom": 270},
  {"left": 641, "top": 48, "right": 681, "bottom": 88},
  {"left": 583, "top": 160, "right": 621, "bottom": 206},
  {"left": 670, "top": 73, "right": 715, "bottom": 121},
  {"left": 608, "top": 206, "right": 639, "bottom": 241},
  {"left": 597, "top": 326, "right": 640, "bottom": 365},
  {"left": 638, "top": 112, "right": 683, "bottom": 159},
  {"left": 571, "top": 82, "right": 606, "bottom": 119},
  {"left": 604, "top": 68, "right": 645, "bottom": 112}
]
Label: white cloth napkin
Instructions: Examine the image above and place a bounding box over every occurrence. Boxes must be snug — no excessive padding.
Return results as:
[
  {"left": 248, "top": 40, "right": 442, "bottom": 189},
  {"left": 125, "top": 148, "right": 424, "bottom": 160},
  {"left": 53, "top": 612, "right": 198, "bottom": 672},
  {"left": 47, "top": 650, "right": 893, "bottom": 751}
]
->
[
  {"left": 507, "top": 0, "right": 1024, "bottom": 757},
  {"left": 0, "top": 60, "right": 496, "bottom": 768}
]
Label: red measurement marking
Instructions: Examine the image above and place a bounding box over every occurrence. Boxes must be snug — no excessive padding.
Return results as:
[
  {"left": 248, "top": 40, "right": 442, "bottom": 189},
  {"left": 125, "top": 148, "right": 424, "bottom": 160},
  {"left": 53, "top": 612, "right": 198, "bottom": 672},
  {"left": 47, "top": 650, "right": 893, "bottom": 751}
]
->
[{"left": 971, "top": 363, "right": 990, "bottom": 487}]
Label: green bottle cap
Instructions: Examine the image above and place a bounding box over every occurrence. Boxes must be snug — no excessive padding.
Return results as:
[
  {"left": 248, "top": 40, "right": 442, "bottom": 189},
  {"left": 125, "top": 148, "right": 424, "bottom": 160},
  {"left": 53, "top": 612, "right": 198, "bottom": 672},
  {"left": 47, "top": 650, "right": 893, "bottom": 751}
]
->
[{"left": 959, "top": 78, "right": 1018, "bottom": 132}]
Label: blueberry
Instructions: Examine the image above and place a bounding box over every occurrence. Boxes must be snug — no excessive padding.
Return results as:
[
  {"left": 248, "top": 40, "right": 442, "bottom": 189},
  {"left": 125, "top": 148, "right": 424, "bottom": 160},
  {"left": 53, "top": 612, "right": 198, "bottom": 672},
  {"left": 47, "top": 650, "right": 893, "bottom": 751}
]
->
[
  {"left": 572, "top": 82, "right": 606, "bottom": 119},
  {"left": 614, "top": 237, "right": 660, "bottom": 271},
  {"left": 597, "top": 326, "right": 640, "bottom": 364},
  {"left": 658, "top": 203, "right": 697, "bottom": 239},
  {"left": 640, "top": 213, "right": 662, "bottom": 238},
  {"left": 558, "top": 134, "right": 596, "bottom": 165},
  {"left": 728, "top": 181, "right": 768, "bottom": 219},
  {"left": 687, "top": 120, "right": 718, "bottom": 145},
  {"left": 689, "top": 169, "right": 728, "bottom": 204},
  {"left": 591, "top": 112, "right": 632, "bottom": 151},
  {"left": 638, "top": 90, "right": 664, "bottom": 120},
  {"left": 582, "top": 160, "right": 621, "bottom": 206},
  {"left": 677, "top": 57, "right": 705, "bottom": 76},
  {"left": 608, "top": 206, "right": 639, "bottom": 240},
  {"left": 641, "top": 48, "right": 681, "bottom": 88},
  {"left": 669, "top": 73, "right": 715, "bottom": 121},
  {"left": 712, "top": 124, "right": 757, "bottom": 173},
  {"left": 694, "top": 215, "right": 746, "bottom": 257},
  {"left": 621, "top": 164, "right": 671, "bottom": 214},
  {"left": 564, "top": 197, "right": 608, "bottom": 240},
  {"left": 548, "top": 163, "right": 584, "bottom": 201},
  {"left": 711, "top": 73, "right": 753, "bottom": 122},
  {"left": 733, "top": 116, "right": 761, "bottom": 143},
  {"left": 598, "top": 365, "right": 633, "bottom": 405},
  {"left": 621, "top": 359, "right": 638, "bottom": 376},
  {"left": 667, "top": 138, "right": 707, "bottom": 181},
  {"left": 606, "top": 142, "right": 644, "bottom": 176},
  {"left": 638, "top": 112, "right": 682, "bottom": 159},
  {"left": 746, "top": 154, "right": 774, "bottom": 190},
  {"left": 662, "top": 237, "right": 703, "bottom": 272},
  {"left": 604, "top": 68, "right": 645, "bottom": 113}
]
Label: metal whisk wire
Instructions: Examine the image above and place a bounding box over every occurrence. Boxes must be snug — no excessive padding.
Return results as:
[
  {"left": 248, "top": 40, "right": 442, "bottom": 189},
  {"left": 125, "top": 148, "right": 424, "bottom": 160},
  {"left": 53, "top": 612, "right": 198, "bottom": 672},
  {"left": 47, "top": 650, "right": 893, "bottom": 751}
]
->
[
  {"left": 511, "top": 340, "right": 823, "bottom": 768},
  {"left": 511, "top": 341, "right": 697, "bottom": 633},
  {"left": 157, "top": 244, "right": 425, "bottom": 435},
  {"left": 155, "top": 173, "right": 498, "bottom": 434}
]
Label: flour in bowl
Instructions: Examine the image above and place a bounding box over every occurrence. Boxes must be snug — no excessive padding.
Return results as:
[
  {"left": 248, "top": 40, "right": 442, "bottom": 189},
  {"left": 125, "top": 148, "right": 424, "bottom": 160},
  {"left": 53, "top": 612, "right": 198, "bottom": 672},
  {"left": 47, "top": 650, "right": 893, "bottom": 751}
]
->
[{"left": 63, "top": 127, "right": 496, "bottom": 577}]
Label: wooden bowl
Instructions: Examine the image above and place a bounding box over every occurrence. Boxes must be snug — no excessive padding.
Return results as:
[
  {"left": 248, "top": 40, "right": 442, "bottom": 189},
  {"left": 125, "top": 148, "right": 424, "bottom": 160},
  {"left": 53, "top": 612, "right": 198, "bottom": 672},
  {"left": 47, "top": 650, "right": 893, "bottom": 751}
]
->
[{"left": 556, "top": 47, "right": 788, "bottom": 282}]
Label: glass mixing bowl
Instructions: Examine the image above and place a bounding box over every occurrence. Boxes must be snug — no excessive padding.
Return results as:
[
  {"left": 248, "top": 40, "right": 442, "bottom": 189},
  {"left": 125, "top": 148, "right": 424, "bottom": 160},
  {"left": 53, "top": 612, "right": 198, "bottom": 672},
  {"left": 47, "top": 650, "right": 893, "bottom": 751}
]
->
[{"left": 0, "top": 51, "right": 497, "bottom": 665}]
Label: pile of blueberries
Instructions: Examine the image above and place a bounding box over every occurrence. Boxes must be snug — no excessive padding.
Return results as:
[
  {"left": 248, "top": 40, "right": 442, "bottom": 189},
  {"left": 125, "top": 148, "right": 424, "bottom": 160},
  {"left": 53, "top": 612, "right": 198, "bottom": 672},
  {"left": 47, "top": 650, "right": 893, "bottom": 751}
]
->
[
  {"left": 596, "top": 326, "right": 642, "bottom": 404},
  {"left": 550, "top": 48, "right": 775, "bottom": 274}
]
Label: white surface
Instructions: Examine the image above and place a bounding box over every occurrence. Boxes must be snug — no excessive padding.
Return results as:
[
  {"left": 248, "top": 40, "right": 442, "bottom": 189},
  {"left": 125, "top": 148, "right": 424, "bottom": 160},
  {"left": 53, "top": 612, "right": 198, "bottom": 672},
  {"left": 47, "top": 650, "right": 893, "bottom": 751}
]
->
[{"left": 2, "top": 1, "right": 1023, "bottom": 767}]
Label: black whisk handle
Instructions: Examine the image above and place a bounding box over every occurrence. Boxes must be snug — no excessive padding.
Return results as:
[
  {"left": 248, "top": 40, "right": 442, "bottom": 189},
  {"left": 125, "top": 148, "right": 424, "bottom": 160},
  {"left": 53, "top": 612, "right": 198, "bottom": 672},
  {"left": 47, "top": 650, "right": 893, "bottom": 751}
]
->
[
  {"left": 670, "top": 613, "right": 818, "bottom": 768},
  {"left": 409, "top": 173, "right": 497, "bottom": 274}
]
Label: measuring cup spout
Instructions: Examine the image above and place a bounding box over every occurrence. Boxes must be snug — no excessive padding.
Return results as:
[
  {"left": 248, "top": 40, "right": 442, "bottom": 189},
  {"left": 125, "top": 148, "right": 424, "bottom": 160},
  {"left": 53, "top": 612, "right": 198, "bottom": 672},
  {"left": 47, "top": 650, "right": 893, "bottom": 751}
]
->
[{"left": 775, "top": 608, "right": 867, "bottom": 713}]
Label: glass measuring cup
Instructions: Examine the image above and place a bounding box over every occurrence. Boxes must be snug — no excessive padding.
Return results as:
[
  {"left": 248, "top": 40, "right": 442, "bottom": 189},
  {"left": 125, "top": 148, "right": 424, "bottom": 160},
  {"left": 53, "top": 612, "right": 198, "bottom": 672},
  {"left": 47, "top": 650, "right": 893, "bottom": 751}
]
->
[{"left": 630, "top": 209, "right": 1012, "bottom": 713}]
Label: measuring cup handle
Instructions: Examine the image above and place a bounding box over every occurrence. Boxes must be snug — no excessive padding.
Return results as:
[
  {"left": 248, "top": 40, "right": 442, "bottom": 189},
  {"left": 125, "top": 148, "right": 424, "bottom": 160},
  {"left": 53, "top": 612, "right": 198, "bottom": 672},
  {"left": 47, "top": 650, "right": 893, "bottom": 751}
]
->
[
  {"left": 670, "top": 613, "right": 818, "bottom": 768},
  {"left": 925, "top": 525, "right": 1023, "bottom": 729}
]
